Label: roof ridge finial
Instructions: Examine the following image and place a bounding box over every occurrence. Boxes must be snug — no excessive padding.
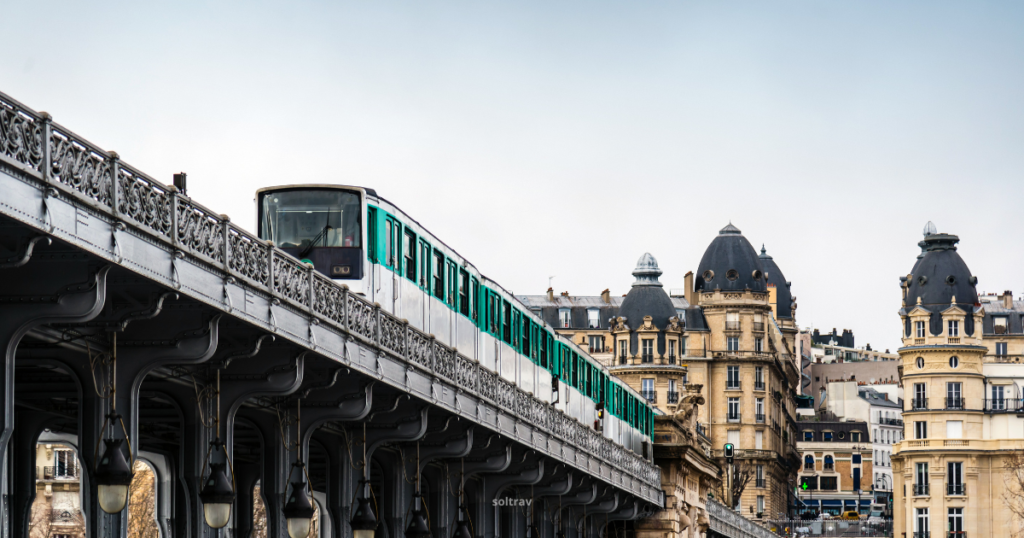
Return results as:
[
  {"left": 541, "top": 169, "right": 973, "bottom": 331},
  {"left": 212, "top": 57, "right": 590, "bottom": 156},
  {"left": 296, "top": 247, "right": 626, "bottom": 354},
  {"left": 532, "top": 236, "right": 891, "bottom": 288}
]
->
[
  {"left": 632, "top": 252, "right": 663, "bottom": 287},
  {"left": 719, "top": 222, "right": 742, "bottom": 235}
]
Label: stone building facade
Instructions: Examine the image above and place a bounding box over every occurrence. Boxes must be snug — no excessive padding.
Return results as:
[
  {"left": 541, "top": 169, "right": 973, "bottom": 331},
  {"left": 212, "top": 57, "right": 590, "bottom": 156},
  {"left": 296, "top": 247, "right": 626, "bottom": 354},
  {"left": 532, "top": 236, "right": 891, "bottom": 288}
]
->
[
  {"left": 892, "top": 225, "right": 1024, "bottom": 538},
  {"left": 795, "top": 420, "right": 873, "bottom": 516},
  {"left": 518, "top": 223, "right": 801, "bottom": 526},
  {"left": 30, "top": 441, "right": 84, "bottom": 538}
]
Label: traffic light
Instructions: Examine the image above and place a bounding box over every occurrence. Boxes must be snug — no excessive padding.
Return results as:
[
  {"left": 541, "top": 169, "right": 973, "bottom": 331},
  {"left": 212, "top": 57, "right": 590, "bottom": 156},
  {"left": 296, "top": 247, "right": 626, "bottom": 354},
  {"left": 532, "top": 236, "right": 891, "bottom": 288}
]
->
[
  {"left": 724, "top": 443, "right": 734, "bottom": 464},
  {"left": 594, "top": 402, "right": 605, "bottom": 431},
  {"left": 800, "top": 477, "right": 810, "bottom": 491}
]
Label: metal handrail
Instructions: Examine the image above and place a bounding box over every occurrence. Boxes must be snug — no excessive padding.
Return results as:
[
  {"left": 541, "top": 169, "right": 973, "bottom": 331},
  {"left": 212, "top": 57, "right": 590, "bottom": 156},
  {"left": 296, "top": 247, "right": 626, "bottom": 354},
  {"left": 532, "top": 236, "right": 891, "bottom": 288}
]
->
[
  {"left": 913, "top": 483, "right": 930, "bottom": 496},
  {"left": 911, "top": 398, "right": 928, "bottom": 410},
  {"left": 945, "top": 397, "right": 964, "bottom": 410},
  {"left": 666, "top": 391, "right": 679, "bottom": 404}
]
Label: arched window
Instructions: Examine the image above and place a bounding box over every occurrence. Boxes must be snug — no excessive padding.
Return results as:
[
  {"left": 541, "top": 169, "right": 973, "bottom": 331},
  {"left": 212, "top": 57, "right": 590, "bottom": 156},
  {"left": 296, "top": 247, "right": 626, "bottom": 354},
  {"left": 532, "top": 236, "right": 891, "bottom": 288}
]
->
[
  {"left": 804, "top": 455, "right": 815, "bottom": 470},
  {"left": 824, "top": 455, "right": 834, "bottom": 469}
]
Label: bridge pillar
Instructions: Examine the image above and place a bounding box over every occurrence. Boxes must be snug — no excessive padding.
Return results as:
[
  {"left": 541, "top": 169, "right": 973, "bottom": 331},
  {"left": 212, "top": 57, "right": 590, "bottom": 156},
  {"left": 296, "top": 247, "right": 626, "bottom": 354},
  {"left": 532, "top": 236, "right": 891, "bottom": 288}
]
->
[
  {"left": 480, "top": 451, "right": 545, "bottom": 538},
  {"left": 533, "top": 467, "right": 573, "bottom": 538}
]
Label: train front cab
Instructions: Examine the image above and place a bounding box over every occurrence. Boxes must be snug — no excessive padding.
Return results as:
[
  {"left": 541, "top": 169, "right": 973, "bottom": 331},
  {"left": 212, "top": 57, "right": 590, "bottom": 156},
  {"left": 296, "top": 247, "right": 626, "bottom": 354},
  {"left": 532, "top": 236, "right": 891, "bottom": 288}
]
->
[{"left": 255, "top": 185, "right": 369, "bottom": 292}]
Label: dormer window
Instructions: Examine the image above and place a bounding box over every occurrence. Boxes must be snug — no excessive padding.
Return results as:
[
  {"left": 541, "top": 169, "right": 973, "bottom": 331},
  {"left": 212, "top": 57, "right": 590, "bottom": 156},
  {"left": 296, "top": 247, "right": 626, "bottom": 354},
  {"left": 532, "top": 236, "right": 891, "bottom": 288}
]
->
[
  {"left": 587, "top": 308, "right": 600, "bottom": 329},
  {"left": 948, "top": 320, "right": 959, "bottom": 337},
  {"left": 995, "top": 317, "right": 1008, "bottom": 334},
  {"left": 916, "top": 321, "right": 925, "bottom": 338},
  {"left": 559, "top": 308, "right": 571, "bottom": 328}
]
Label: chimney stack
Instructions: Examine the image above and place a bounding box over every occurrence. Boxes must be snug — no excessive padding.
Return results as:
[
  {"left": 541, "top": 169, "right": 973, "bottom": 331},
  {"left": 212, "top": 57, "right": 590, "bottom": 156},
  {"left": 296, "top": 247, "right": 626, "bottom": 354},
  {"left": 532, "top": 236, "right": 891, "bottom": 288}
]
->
[
  {"left": 1004, "top": 290, "right": 1014, "bottom": 309},
  {"left": 683, "top": 271, "right": 695, "bottom": 305},
  {"left": 601, "top": 289, "right": 611, "bottom": 304},
  {"left": 546, "top": 288, "right": 554, "bottom": 302}
]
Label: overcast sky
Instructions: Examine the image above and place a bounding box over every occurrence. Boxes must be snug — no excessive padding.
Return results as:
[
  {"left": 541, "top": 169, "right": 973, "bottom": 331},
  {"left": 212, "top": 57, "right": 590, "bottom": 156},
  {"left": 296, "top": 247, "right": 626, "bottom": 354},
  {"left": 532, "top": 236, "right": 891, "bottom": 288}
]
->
[{"left": 4, "top": 1, "right": 1023, "bottom": 352}]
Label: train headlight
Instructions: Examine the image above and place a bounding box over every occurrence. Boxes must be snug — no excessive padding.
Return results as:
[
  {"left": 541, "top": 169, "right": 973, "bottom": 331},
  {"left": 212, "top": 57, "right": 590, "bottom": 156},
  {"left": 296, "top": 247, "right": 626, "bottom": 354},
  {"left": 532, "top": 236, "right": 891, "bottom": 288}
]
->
[{"left": 331, "top": 265, "right": 352, "bottom": 276}]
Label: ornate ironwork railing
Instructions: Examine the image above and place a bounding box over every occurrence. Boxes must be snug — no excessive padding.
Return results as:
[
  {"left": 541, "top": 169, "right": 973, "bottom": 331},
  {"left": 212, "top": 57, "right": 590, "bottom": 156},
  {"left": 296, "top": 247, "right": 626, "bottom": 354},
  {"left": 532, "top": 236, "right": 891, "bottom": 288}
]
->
[
  {"left": 50, "top": 509, "right": 84, "bottom": 524},
  {"left": 707, "top": 499, "right": 778, "bottom": 538},
  {"left": 0, "top": 90, "right": 661, "bottom": 492}
]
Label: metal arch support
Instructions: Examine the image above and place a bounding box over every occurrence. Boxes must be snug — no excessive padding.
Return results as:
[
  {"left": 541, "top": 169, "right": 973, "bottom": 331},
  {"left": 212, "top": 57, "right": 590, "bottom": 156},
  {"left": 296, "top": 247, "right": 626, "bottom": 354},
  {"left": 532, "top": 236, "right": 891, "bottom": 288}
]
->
[
  {"left": 482, "top": 457, "right": 546, "bottom": 538},
  {"left": 115, "top": 314, "right": 223, "bottom": 459},
  {"left": 308, "top": 431, "right": 348, "bottom": 538},
  {"left": 0, "top": 235, "right": 50, "bottom": 269},
  {"left": 363, "top": 406, "right": 430, "bottom": 477},
  {"left": 236, "top": 406, "right": 291, "bottom": 538},
  {"left": 575, "top": 489, "right": 620, "bottom": 538},
  {"left": 0, "top": 264, "right": 110, "bottom": 536},
  {"left": 596, "top": 498, "right": 639, "bottom": 538},
  {"left": 233, "top": 415, "right": 269, "bottom": 538}
]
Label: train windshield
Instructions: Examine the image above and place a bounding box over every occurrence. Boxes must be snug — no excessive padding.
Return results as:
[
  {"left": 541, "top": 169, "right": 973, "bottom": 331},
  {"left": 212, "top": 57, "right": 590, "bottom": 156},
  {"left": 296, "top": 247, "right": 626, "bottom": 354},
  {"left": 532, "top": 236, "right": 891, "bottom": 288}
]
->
[{"left": 259, "top": 189, "right": 362, "bottom": 249}]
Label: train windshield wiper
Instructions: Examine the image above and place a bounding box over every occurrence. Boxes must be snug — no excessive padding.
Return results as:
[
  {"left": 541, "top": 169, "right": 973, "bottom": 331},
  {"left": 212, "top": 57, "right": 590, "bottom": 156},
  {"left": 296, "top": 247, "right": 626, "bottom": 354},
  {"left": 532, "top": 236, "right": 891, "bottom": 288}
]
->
[{"left": 299, "top": 224, "right": 332, "bottom": 259}]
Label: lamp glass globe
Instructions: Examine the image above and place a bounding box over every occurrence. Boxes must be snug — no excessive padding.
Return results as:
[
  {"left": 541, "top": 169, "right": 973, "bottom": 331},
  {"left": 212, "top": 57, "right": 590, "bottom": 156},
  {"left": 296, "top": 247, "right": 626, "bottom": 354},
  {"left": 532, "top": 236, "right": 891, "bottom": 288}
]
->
[
  {"left": 97, "top": 484, "right": 129, "bottom": 514},
  {"left": 287, "top": 516, "right": 312, "bottom": 538},
  {"left": 353, "top": 530, "right": 375, "bottom": 538},
  {"left": 203, "top": 502, "right": 232, "bottom": 529}
]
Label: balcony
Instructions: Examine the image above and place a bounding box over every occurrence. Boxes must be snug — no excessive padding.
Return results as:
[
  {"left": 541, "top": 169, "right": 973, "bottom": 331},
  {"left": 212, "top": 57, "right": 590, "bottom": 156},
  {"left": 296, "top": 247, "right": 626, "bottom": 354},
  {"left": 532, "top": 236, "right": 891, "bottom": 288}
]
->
[
  {"left": 753, "top": 322, "right": 765, "bottom": 331},
  {"left": 42, "top": 465, "right": 79, "bottom": 480},
  {"left": 911, "top": 398, "right": 928, "bottom": 411},
  {"left": 667, "top": 391, "right": 679, "bottom": 404},
  {"left": 948, "top": 337, "right": 961, "bottom": 344},
  {"left": 725, "top": 321, "right": 740, "bottom": 331},
  {"left": 947, "top": 533, "right": 966, "bottom": 538},
  {"left": 754, "top": 381, "right": 765, "bottom": 391},
  {"left": 985, "top": 398, "right": 1021, "bottom": 413},
  {"left": 641, "top": 390, "right": 657, "bottom": 403},
  {"left": 913, "top": 483, "right": 930, "bottom": 496},
  {"left": 914, "top": 338, "right": 926, "bottom": 345},
  {"left": 947, "top": 483, "right": 966, "bottom": 495},
  {"left": 880, "top": 418, "right": 903, "bottom": 426},
  {"left": 755, "top": 478, "right": 766, "bottom": 488},
  {"left": 641, "top": 354, "right": 654, "bottom": 364},
  {"left": 727, "top": 413, "right": 741, "bottom": 423},
  {"left": 50, "top": 509, "right": 83, "bottom": 525},
  {"left": 945, "top": 397, "right": 965, "bottom": 410},
  {"left": 726, "top": 381, "right": 741, "bottom": 390},
  {"left": 755, "top": 413, "right": 765, "bottom": 423}
]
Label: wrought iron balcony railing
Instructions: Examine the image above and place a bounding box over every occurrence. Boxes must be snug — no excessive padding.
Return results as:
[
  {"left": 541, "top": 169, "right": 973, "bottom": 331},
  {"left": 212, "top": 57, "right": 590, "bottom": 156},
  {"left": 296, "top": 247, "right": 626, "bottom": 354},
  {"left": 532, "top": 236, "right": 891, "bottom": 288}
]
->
[
  {"left": 755, "top": 413, "right": 765, "bottom": 423},
  {"left": 913, "top": 533, "right": 930, "bottom": 538},
  {"left": 727, "top": 413, "right": 741, "bottom": 423},
  {"left": 947, "top": 483, "right": 966, "bottom": 495},
  {"left": 753, "top": 322, "right": 765, "bottom": 331},
  {"left": 985, "top": 398, "right": 1022, "bottom": 413},
  {"left": 755, "top": 478, "right": 766, "bottom": 488},
  {"left": 667, "top": 391, "right": 679, "bottom": 404},
  {"left": 641, "top": 390, "right": 657, "bottom": 403},
  {"left": 726, "top": 381, "right": 741, "bottom": 390},
  {"left": 945, "top": 397, "right": 964, "bottom": 410},
  {"left": 754, "top": 381, "right": 765, "bottom": 391},
  {"left": 880, "top": 418, "right": 903, "bottom": 426},
  {"left": 725, "top": 321, "right": 741, "bottom": 331},
  {"left": 911, "top": 398, "right": 928, "bottom": 411},
  {"left": 913, "top": 483, "right": 929, "bottom": 496}
]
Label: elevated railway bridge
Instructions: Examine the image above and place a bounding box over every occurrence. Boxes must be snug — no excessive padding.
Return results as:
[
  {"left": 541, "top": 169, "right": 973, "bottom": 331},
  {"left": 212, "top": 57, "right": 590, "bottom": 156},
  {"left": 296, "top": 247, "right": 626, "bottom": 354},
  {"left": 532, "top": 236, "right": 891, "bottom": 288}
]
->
[{"left": 0, "top": 89, "right": 780, "bottom": 538}]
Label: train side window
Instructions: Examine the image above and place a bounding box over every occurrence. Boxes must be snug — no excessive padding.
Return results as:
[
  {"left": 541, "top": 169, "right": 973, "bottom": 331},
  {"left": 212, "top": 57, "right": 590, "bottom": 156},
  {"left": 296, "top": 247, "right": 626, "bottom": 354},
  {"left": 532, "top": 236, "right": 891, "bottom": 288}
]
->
[
  {"left": 522, "top": 319, "right": 532, "bottom": 358},
  {"left": 539, "top": 332, "right": 548, "bottom": 368},
  {"left": 418, "top": 240, "right": 430, "bottom": 288},
  {"left": 403, "top": 230, "right": 416, "bottom": 281},
  {"left": 502, "top": 301, "right": 512, "bottom": 344},
  {"left": 367, "top": 208, "right": 377, "bottom": 262},
  {"left": 470, "top": 277, "right": 479, "bottom": 322},
  {"left": 433, "top": 250, "right": 444, "bottom": 299},
  {"left": 459, "top": 269, "right": 470, "bottom": 316},
  {"left": 384, "top": 219, "right": 394, "bottom": 267},
  {"left": 447, "top": 260, "right": 457, "bottom": 307}
]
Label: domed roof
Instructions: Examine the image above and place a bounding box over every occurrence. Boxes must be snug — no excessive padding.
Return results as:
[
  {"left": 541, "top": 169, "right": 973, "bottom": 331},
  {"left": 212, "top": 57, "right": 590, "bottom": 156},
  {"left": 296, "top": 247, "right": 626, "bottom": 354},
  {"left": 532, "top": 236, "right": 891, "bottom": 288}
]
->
[
  {"left": 906, "top": 233, "right": 978, "bottom": 309},
  {"left": 619, "top": 253, "right": 677, "bottom": 331},
  {"left": 694, "top": 223, "right": 767, "bottom": 293},
  {"left": 759, "top": 245, "right": 793, "bottom": 319}
]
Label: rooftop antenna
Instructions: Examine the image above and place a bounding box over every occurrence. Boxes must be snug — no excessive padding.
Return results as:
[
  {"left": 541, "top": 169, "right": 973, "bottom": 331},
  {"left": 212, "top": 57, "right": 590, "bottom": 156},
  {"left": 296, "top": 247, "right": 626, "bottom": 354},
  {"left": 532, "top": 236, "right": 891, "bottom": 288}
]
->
[{"left": 548, "top": 276, "right": 555, "bottom": 289}]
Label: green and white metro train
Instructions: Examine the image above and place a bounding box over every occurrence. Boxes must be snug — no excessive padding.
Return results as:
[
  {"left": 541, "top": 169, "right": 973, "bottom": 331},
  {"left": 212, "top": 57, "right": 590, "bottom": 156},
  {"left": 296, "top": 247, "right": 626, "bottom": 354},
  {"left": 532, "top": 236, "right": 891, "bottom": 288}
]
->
[{"left": 256, "top": 184, "right": 655, "bottom": 454}]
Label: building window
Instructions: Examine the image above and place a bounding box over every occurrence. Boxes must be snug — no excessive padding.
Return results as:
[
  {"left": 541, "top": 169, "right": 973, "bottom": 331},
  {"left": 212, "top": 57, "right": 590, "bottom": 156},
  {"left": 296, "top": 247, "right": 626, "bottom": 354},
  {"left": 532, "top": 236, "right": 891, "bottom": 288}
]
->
[
  {"left": 851, "top": 431, "right": 860, "bottom": 442},
  {"left": 948, "top": 507, "right": 963, "bottom": 534},
  {"left": 754, "top": 366, "right": 764, "bottom": 390},
  {"left": 992, "top": 385, "right": 1006, "bottom": 410},
  {"left": 680, "top": 336, "right": 687, "bottom": 356},
  {"left": 642, "top": 339, "right": 654, "bottom": 363},
  {"left": 727, "top": 337, "right": 739, "bottom": 352},
  {"left": 726, "top": 312, "right": 740, "bottom": 330},
  {"left": 642, "top": 378, "right": 655, "bottom": 403},
  {"left": 618, "top": 340, "right": 628, "bottom": 363},
  {"left": 588, "top": 335, "right": 604, "bottom": 353},
  {"left": 913, "top": 383, "right": 927, "bottom": 409},
  {"left": 916, "top": 508, "right": 930, "bottom": 533},
  {"left": 755, "top": 398, "right": 764, "bottom": 422},
  {"left": 996, "top": 342, "right": 1008, "bottom": 356},
  {"left": 915, "top": 421, "right": 928, "bottom": 439},
  {"left": 820, "top": 477, "right": 837, "bottom": 490},
  {"left": 874, "top": 429, "right": 878, "bottom": 443},
  {"left": 946, "top": 382, "right": 962, "bottom": 409},
  {"left": 727, "top": 397, "right": 740, "bottom": 421},
  {"left": 804, "top": 431, "right": 813, "bottom": 442},
  {"left": 804, "top": 455, "right": 815, "bottom": 470},
  {"left": 755, "top": 337, "right": 763, "bottom": 352},
  {"left": 823, "top": 455, "right": 834, "bottom": 470},
  {"left": 916, "top": 321, "right": 926, "bottom": 338},
  {"left": 916, "top": 357, "right": 925, "bottom": 369},
  {"left": 559, "top": 308, "right": 571, "bottom": 328},
  {"left": 668, "top": 340, "right": 676, "bottom": 363},
  {"left": 54, "top": 448, "right": 78, "bottom": 479},
  {"left": 948, "top": 320, "right": 959, "bottom": 337},
  {"left": 994, "top": 316, "right": 1009, "bottom": 334},
  {"left": 727, "top": 366, "right": 740, "bottom": 389},
  {"left": 756, "top": 464, "right": 764, "bottom": 487},
  {"left": 852, "top": 453, "right": 861, "bottom": 464},
  {"left": 587, "top": 308, "right": 600, "bottom": 329},
  {"left": 756, "top": 495, "right": 764, "bottom": 515},
  {"left": 823, "top": 431, "right": 833, "bottom": 442},
  {"left": 948, "top": 462, "right": 964, "bottom": 495}
]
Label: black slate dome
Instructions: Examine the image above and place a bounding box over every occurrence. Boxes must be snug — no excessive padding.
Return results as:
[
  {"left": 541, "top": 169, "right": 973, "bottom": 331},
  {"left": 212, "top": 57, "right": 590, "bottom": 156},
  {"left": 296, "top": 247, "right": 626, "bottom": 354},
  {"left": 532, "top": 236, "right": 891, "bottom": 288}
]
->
[
  {"left": 619, "top": 253, "right": 677, "bottom": 331},
  {"left": 905, "top": 232, "right": 979, "bottom": 335},
  {"left": 694, "top": 223, "right": 767, "bottom": 293},
  {"left": 759, "top": 245, "right": 793, "bottom": 319}
]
